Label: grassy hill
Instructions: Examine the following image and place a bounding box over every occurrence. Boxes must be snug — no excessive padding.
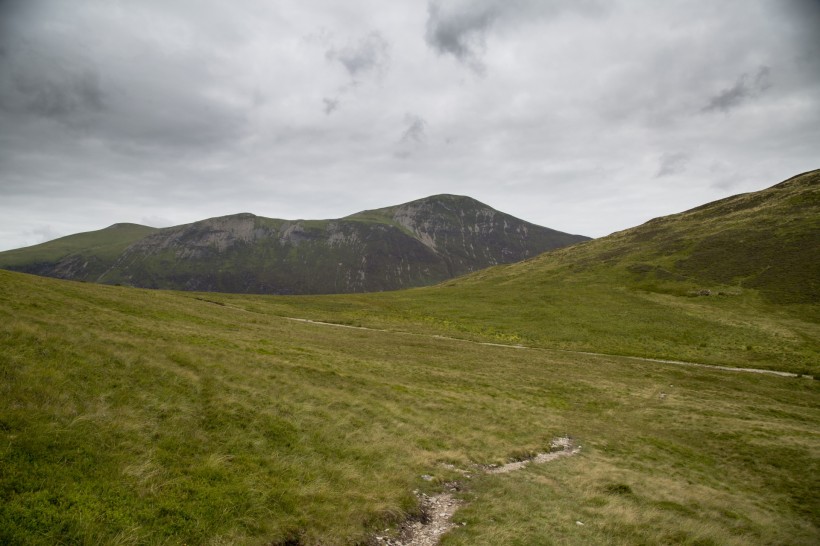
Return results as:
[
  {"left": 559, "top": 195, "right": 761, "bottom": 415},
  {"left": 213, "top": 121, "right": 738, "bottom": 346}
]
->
[
  {"left": 1, "top": 171, "right": 817, "bottom": 544},
  {"left": 490, "top": 168, "right": 819, "bottom": 304},
  {"left": 0, "top": 195, "right": 588, "bottom": 294},
  {"left": 0, "top": 223, "right": 157, "bottom": 280}
]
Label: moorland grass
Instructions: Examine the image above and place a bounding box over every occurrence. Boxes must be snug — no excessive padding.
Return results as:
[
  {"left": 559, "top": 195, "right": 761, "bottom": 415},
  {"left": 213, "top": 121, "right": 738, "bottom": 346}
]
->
[
  {"left": 216, "top": 274, "right": 819, "bottom": 376},
  {"left": 1, "top": 270, "right": 818, "bottom": 544}
]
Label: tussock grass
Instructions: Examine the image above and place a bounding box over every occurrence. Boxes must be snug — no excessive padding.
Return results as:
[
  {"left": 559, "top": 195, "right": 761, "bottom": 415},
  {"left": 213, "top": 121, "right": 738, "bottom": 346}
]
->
[{"left": 445, "top": 451, "right": 818, "bottom": 545}]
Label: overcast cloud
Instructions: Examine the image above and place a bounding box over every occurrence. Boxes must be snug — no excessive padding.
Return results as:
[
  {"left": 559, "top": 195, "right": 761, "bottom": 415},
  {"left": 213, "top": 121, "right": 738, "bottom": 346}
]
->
[{"left": 0, "top": 0, "right": 818, "bottom": 251}]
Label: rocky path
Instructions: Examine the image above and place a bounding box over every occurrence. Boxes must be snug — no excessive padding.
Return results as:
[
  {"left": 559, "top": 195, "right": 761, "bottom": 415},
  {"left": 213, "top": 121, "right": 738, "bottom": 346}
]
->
[
  {"left": 375, "top": 486, "right": 462, "bottom": 546},
  {"left": 485, "top": 437, "right": 581, "bottom": 474},
  {"left": 374, "top": 438, "right": 580, "bottom": 546}
]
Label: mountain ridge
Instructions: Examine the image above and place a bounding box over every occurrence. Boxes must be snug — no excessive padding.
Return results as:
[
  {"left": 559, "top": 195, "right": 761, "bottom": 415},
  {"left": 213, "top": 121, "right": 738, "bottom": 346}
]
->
[{"left": 0, "top": 195, "right": 589, "bottom": 294}]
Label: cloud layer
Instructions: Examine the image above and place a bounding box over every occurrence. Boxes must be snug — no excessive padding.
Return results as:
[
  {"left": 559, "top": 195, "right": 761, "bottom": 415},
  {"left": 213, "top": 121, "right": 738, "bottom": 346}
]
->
[
  {"left": 703, "top": 66, "right": 772, "bottom": 113},
  {"left": 0, "top": 0, "right": 818, "bottom": 250}
]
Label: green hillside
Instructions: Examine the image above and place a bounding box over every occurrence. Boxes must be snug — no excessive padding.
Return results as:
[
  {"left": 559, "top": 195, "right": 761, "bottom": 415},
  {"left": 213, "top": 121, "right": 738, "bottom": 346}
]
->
[
  {"left": 1, "top": 270, "right": 817, "bottom": 545},
  {"left": 0, "top": 223, "right": 157, "bottom": 281},
  {"left": 491, "top": 168, "right": 820, "bottom": 304}
]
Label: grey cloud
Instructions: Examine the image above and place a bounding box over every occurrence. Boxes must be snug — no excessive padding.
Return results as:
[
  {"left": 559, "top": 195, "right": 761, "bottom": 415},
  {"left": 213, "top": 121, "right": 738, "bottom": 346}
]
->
[
  {"left": 0, "top": 7, "right": 250, "bottom": 155},
  {"left": 395, "top": 114, "right": 428, "bottom": 158},
  {"left": 326, "top": 31, "right": 390, "bottom": 80},
  {"left": 323, "top": 97, "right": 340, "bottom": 115},
  {"left": 708, "top": 161, "right": 741, "bottom": 191},
  {"left": 106, "top": 107, "right": 248, "bottom": 157},
  {"left": 782, "top": 0, "right": 820, "bottom": 67},
  {"left": 14, "top": 68, "right": 105, "bottom": 120},
  {"left": 703, "top": 66, "right": 772, "bottom": 113},
  {"left": 114, "top": 93, "right": 249, "bottom": 158},
  {"left": 140, "top": 215, "right": 173, "bottom": 228},
  {"left": 0, "top": 37, "right": 105, "bottom": 125},
  {"left": 425, "top": 0, "right": 604, "bottom": 73},
  {"left": 321, "top": 31, "right": 390, "bottom": 114},
  {"left": 657, "top": 152, "right": 691, "bottom": 177},
  {"left": 401, "top": 114, "right": 427, "bottom": 144},
  {"left": 26, "top": 225, "right": 62, "bottom": 244},
  {"left": 425, "top": 1, "right": 499, "bottom": 74}
]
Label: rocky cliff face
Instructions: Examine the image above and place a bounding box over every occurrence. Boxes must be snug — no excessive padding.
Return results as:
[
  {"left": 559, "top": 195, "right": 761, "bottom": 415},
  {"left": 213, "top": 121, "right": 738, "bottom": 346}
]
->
[
  {"left": 0, "top": 195, "right": 589, "bottom": 294},
  {"left": 348, "top": 195, "right": 587, "bottom": 278}
]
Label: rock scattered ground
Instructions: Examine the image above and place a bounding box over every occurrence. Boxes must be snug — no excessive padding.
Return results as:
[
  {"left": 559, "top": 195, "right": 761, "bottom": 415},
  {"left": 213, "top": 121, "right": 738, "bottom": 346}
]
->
[
  {"left": 485, "top": 436, "right": 581, "bottom": 474},
  {"left": 374, "top": 437, "right": 579, "bottom": 546},
  {"left": 374, "top": 484, "right": 462, "bottom": 546}
]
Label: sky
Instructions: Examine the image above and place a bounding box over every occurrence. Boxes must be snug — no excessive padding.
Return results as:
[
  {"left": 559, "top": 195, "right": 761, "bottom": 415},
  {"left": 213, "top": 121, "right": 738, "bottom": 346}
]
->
[{"left": 1, "top": 0, "right": 818, "bottom": 251}]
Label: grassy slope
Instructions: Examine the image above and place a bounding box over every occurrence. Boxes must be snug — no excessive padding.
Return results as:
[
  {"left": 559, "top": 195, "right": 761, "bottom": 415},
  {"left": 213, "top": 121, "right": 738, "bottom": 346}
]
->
[
  {"left": 1, "top": 270, "right": 818, "bottom": 545},
  {"left": 222, "top": 171, "right": 820, "bottom": 375},
  {"left": 0, "top": 223, "right": 156, "bottom": 268},
  {"left": 0, "top": 223, "right": 158, "bottom": 285}
]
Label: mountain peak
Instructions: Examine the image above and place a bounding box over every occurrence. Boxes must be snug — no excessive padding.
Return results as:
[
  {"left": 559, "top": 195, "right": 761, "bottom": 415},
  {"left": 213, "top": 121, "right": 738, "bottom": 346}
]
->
[
  {"left": 344, "top": 194, "right": 490, "bottom": 222},
  {"left": 107, "top": 222, "right": 152, "bottom": 230},
  {"left": 203, "top": 212, "right": 257, "bottom": 222},
  {"left": 407, "top": 194, "right": 486, "bottom": 207}
]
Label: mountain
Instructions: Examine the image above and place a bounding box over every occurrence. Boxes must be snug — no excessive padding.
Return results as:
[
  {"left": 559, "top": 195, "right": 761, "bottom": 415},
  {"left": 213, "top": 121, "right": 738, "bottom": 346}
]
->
[{"left": 0, "top": 195, "right": 589, "bottom": 294}]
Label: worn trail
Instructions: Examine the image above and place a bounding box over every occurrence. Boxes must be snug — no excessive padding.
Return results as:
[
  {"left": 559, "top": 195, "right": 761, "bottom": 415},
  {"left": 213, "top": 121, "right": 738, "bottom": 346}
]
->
[
  {"left": 377, "top": 437, "right": 580, "bottom": 546},
  {"left": 280, "top": 316, "right": 804, "bottom": 378}
]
